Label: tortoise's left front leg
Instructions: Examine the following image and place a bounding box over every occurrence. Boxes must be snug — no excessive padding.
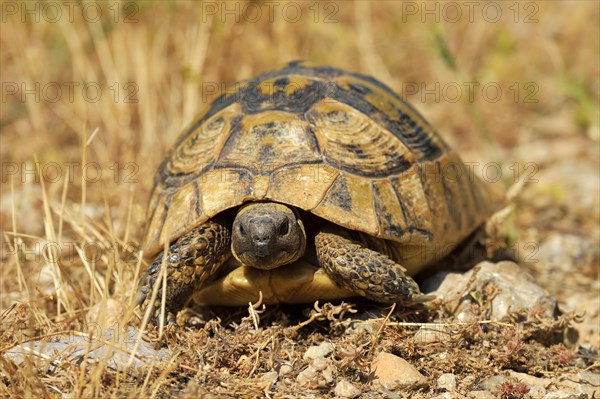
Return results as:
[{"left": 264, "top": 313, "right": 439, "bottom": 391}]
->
[
  {"left": 137, "top": 218, "right": 231, "bottom": 325},
  {"left": 315, "top": 226, "right": 431, "bottom": 305}
]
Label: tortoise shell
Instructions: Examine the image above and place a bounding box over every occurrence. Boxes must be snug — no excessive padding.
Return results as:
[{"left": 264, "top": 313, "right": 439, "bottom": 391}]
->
[{"left": 143, "top": 61, "right": 490, "bottom": 270}]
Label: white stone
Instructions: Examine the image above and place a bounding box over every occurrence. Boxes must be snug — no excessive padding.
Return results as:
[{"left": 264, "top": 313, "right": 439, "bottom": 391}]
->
[
  {"left": 261, "top": 371, "right": 278, "bottom": 386},
  {"left": 303, "top": 342, "right": 335, "bottom": 362},
  {"left": 543, "top": 390, "right": 586, "bottom": 399},
  {"left": 278, "top": 363, "right": 293, "bottom": 376},
  {"left": 296, "top": 366, "right": 318, "bottom": 386},
  {"left": 334, "top": 379, "right": 361, "bottom": 398},
  {"left": 413, "top": 324, "right": 453, "bottom": 343},
  {"left": 529, "top": 385, "right": 547, "bottom": 399},
  {"left": 430, "top": 394, "right": 454, "bottom": 399},
  {"left": 555, "top": 372, "right": 599, "bottom": 399},
  {"left": 437, "top": 373, "right": 457, "bottom": 392},
  {"left": 311, "top": 356, "right": 328, "bottom": 371},
  {"left": 468, "top": 390, "right": 494, "bottom": 399},
  {"left": 507, "top": 371, "right": 552, "bottom": 389},
  {"left": 86, "top": 298, "right": 124, "bottom": 328},
  {"left": 423, "top": 261, "right": 558, "bottom": 322}
]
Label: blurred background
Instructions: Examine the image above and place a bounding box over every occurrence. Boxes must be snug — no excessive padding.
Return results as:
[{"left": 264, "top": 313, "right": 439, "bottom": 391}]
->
[{"left": 1, "top": 0, "right": 598, "bottom": 344}]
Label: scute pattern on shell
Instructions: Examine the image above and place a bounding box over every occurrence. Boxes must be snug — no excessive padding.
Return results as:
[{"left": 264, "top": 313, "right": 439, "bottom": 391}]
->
[{"left": 143, "top": 61, "right": 490, "bottom": 267}]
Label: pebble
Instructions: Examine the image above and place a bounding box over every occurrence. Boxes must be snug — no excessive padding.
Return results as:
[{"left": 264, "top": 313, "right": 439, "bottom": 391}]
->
[
  {"left": 413, "top": 324, "right": 453, "bottom": 343},
  {"left": 370, "top": 352, "right": 427, "bottom": 390},
  {"left": 334, "top": 379, "right": 361, "bottom": 399},
  {"left": 554, "top": 372, "right": 600, "bottom": 398},
  {"left": 86, "top": 298, "right": 124, "bottom": 328},
  {"left": 481, "top": 373, "right": 546, "bottom": 398},
  {"left": 543, "top": 391, "right": 586, "bottom": 399},
  {"left": 422, "top": 261, "right": 558, "bottom": 322},
  {"left": 311, "top": 356, "right": 328, "bottom": 371},
  {"left": 481, "top": 375, "right": 506, "bottom": 392},
  {"left": 529, "top": 385, "right": 547, "bottom": 399},
  {"left": 436, "top": 373, "right": 457, "bottom": 392},
  {"left": 430, "top": 394, "right": 454, "bottom": 399},
  {"left": 296, "top": 366, "right": 319, "bottom": 387},
  {"left": 508, "top": 371, "right": 552, "bottom": 388},
  {"left": 468, "top": 390, "right": 493, "bottom": 399},
  {"left": 478, "top": 372, "right": 599, "bottom": 399},
  {"left": 537, "top": 234, "right": 594, "bottom": 272},
  {"left": 578, "top": 371, "right": 600, "bottom": 386},
  {"left": 303, "top": 342, "right": 335, "bottom": 362},
  {"left": 261, "top": 371, "right": 278, "bottom": 387},
  {"left": 277, "top": 362, "right": 293, "bottom": 376},
  {"left": 296, "top": 361, "right": 336, "bottom": 388},
  {"left": 297, "top": 344, "right": 337, "bottom": 388},
  {"left": 37, "top": 264, "right": 58, "bottom": 296},
  {"left": 340, "top": 309, "right": 386, "bottom": 334},
  {"left": 563, "top": 292, "right": 600, "bottom": 346}
]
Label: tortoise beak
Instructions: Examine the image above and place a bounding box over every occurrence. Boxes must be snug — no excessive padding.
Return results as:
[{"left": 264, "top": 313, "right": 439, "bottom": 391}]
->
[{"left": 255, "top": 243, "right": 269, "bottom": 258}]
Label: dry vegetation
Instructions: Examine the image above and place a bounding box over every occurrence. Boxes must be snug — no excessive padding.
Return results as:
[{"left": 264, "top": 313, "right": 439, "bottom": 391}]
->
[{"left": 1, "top": 1, "right": 598, "bottom": 398}]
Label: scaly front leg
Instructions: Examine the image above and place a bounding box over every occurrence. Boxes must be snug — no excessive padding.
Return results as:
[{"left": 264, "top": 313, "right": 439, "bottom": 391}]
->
[
  {"left": 315, "top": 226, "right": 431, "bottom": 305},
  {"left": 137, "top": 218, "right": 231, "bottom": 325}
]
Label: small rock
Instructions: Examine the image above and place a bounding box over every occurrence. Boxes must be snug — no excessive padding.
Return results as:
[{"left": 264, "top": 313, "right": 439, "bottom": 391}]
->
[
  {"left": 86, "top": 298, "right": 124, "bottom": 328},
  {"left": 413, "top": 324, "right": 453, "bottom": 343},
  {"left": 578, "top": 371, "right": 600, "bottom": 386},
  {"left": 5, "top": 326, "right": 170, "bottom": 370},
  {"left": 322, "top": 366, "right": 335, "bottom": 385},
  {"left": 561, "top": 291, "right": 600, "bottom": 345},
  {"left": 371, "top": 352, "right": 427, "bottom": 390},
  {"left": 423, "top": 261, "right": 558, "bottom": 322},
  {"left": 296, "top": 366, "right": 319, "bottom": 387},
  {"left": 304, "top": 342, "right": 335, "bottom": 362},
  {"left": 468, "top": 390, "right": 493, "bottom": 399},
  {"left": 481, "top": 375, "right": 507, "bottom": 392},
  {"left": 334, "top": 379, "right": 361, "bottom": 398},
  {"left": 436, "top": 373, "right": 457, "bottom": 392},
  {"left": 296, "top": 362, "right": 336, "bottom": 387},
  {"left": 507, "top": 371, "right": 552, "bottom": 389},
  {"left": 261, "top": 371, "right": 278, "bottom": 386},
  {"left": 340, "top": 309, "right": 387, "bottom": 334},
  {"left": 311, "top": 356, "right": 328, "bottom": 371},
  {"left": 37, "top": 264, "right": 59, "bottom": 296},
  {"left": 504, "top": 372, "right": 548, "bottom": 399},
  {"left": 432, "top": 394, "right": 454, "bottom": 399},
  {"left": 297, "top": 351, "right": 337, "bottom": 388},
  {"left": 537, "top": 233, "right": 595, "bottom": 272},
  {"left": 555, "top": 372, "right": 599, "bottom": 398},
  {"left": 543, "top": 390, "right": 586, "bottom": 399},
  {"left": 277, "top": 362, "right": 293, "bottom": 376},
  {"left": 483, "top": 372, "right": 553, "bottom": 399},
  {"left": 529, "top": 385, "right": 547, "bottom": 399},
  {"left": 508, "top": 370, "right": 551, "bottom": 399}
]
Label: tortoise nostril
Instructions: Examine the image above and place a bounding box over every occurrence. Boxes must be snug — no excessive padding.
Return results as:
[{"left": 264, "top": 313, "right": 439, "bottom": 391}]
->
[{"left": 253, "top": 233, "right": 270, "bottom": 245}]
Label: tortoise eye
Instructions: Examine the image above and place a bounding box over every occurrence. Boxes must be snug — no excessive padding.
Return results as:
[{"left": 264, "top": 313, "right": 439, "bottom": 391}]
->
[
  {"left": 238, "top": 224, "right": 246, "bottom": 236},
  {"left": 279, "top": 220, "right": 289, "bottom": 236}
]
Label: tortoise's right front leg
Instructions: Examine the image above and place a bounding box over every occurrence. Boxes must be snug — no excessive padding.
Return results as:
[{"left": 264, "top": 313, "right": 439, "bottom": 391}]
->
[
  {"left": 315, "top": 226, "right": 431, "bottom": 305},
  {"left": 137, "top": 218, "right": 231, "bottom": 325}
]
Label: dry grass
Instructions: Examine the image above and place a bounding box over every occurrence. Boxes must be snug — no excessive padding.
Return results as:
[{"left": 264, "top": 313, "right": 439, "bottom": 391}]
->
[{"left": 1, "top": 1, "right": 598, "bottom": 398}]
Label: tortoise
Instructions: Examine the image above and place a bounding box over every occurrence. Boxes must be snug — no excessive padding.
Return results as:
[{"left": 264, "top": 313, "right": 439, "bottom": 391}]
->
[{"left": 137, "top": 61, "right": 492, "bottom": 324}]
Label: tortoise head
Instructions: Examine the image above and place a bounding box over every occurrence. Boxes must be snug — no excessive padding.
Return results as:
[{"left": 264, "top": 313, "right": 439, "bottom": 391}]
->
[{"left": 231, "top": 202, "right": 306, "bottom": 270}]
